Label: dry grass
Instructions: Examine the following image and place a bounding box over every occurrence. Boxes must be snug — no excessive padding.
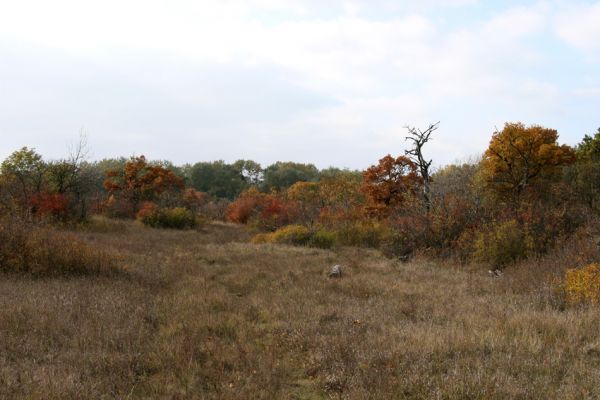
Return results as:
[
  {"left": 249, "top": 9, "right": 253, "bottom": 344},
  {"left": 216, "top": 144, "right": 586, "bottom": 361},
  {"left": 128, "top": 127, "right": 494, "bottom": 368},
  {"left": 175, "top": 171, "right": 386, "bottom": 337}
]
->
[
  {"left": 0, "top": 219, "right": 122, "bottom": 277},
  {"left": 1, "top": 220, "right": 600, "bottom": 399}
]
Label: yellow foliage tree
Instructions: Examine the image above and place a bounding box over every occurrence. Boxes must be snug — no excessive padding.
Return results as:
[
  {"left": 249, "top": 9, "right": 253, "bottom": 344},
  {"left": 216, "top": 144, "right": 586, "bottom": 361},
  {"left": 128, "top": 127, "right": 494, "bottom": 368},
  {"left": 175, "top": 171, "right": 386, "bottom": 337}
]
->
[{"left": 480, "top": 122, "right": 574, "bottom": 202}]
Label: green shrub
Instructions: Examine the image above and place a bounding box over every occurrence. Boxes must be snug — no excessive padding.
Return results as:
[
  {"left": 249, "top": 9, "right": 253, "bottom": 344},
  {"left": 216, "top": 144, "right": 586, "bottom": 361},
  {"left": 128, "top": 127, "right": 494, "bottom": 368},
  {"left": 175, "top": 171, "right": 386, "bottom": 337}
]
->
[
  {"left": 473, "top": 220, "right": 531, "bottom": 268},
  {"left": 138, "top": 206, "right": 198, "bottom": 230},
  {"left": 0, "top": 219, "right": 121, "bottom": 276},
  {"left": 308, "top": 230, "right": 337, "bottom": 249}
]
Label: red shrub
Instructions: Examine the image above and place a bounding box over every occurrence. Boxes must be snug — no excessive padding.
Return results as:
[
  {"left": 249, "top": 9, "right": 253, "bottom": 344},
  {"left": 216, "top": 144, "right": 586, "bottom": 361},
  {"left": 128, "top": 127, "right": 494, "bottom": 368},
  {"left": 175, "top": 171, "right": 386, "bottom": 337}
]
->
[
  {"left": 226, "top": 188, "right": 264, "bottom": 224},
  {"left": 30, "top": 192, "right": 70, "bottom": 219}
]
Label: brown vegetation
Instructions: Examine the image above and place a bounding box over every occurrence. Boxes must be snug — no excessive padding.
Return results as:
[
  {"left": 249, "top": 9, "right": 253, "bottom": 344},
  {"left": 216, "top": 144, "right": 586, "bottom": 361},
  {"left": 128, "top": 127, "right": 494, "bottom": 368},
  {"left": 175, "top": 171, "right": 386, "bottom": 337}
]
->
[{"left": 2, "top": 220, "right": 600, "bottom": 399}]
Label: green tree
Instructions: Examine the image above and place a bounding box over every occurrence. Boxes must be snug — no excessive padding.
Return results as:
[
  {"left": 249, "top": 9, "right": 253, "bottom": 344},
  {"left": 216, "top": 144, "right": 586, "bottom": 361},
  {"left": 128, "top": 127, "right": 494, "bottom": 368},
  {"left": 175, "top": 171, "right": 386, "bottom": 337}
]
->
[
  {"left": 262, "top": 161, "right": 319, "bottom": 192},
  {"left": 568, "top": 127, "right": 600, "bottom": 212},
  {"left": 190, "top": 161, "right": 245, "bottom": 200},
  {"left": 233, "top": 159, "right": 263, "bottom": 186},
  {"left": 576, "top": 127, "right": 600, "bottom": 161}
]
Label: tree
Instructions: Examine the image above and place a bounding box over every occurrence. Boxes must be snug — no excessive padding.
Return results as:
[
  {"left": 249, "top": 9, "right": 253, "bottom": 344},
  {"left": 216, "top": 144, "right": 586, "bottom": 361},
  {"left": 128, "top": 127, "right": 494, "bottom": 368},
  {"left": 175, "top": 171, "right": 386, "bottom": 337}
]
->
[
  {"left": 104, "top": 155, "right": 184, "bottom": 216},
  {"left": 568, "top": 127, "right": 600, "bottom": 212},
  {"left": 576, "top": 127, "right": 600, "bottom": 161},
  {"left": 189, "top": 161, "right": 245, "bottom": 200},
  {"left": 45, "top": 133, "right": 94, "bottom": 220},
  {"left": 0, "top": 147, "right": 46, "bottom": 217},
  {"left": 362, "top": 155, "right": 421, "bottom": 218},
  {"left": 480, "top": 122, "right": 575, "bottom": 203},
  {"left": 261, "top": 162, "right": 319, "bottom": 192},
  {"left": 318, "top": 169, "right": 364, "bottom": 225},
  {"left": 405, "top": 122, "right": 438, "bottom": 211},
  {"left": 286, "top": 181, "right": 322, "bottom": 227},
  {"left": 233, "top": 159, "right": 263, "bottom": 186}
]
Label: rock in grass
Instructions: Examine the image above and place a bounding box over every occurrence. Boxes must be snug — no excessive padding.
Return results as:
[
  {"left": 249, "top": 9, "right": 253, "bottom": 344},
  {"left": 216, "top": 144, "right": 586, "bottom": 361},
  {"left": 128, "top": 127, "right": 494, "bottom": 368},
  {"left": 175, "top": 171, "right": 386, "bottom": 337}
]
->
[{"left": 328, "top": 265, "right": 342, "bottom": 278}]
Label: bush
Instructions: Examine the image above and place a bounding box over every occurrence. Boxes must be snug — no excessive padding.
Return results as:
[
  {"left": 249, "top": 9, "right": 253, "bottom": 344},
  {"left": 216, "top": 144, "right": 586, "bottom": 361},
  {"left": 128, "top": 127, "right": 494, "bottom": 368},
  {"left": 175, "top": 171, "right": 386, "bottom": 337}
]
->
[
  {"left": 270, "top": 225, "right": 311, "bottom": 245},
  {"left": 250, "top": 225, "right": 334, "bottom": 248},
  {"left": 0, "top": 219, "right": 121, "bottom": 276},
  {"left": 137, "top": 204, "right": 198, "bottom": 230},
  {"left": 308, "top": 230, "right": 337, "bottom": 249},
  {"left": 250, "top": 233, "right": 272, "bottom": 244},
  {"left": 562, "top": 264, "right": 600, "bottom": 307},
  {"left": 473, "top": 220, "right": 531, "bottom": 268},
  {"left": 335, "top": 221, "right": 392, "bottom": 248}
]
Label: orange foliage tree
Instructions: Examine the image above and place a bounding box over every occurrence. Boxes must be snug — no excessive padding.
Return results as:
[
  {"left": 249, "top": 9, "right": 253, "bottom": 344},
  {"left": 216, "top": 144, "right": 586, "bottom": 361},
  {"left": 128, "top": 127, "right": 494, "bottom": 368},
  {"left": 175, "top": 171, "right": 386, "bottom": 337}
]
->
[
  {"left": 362, "top": 155, "right": 422, "bottom": 218},
  {"left": 103, "top": 155, "right": 184, "bottom": 217},
  {"left": 480, "top": 122, "right": 575, "bottom": 202}
]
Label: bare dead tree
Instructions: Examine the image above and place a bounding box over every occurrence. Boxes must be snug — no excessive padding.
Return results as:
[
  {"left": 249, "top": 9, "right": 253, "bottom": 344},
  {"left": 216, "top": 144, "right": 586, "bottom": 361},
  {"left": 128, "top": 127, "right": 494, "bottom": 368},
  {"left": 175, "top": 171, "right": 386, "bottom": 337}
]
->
[{"left": 404, "top": 122, "right": 439, "bottom": 211}]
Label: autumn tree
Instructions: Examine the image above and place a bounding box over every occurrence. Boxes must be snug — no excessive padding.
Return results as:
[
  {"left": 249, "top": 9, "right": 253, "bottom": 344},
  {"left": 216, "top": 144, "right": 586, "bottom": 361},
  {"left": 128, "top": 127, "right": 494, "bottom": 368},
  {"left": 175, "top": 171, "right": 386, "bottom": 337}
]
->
[
  {"left": 480, "top": 122, "right": 575, "bottom": 203},
  {"left": 44, "top": 133, "right": 97, "bottom": 220},
  {"left": 318, "top": 170, "right": 364, "bottom": 225},
  {"left": 362, "top": 155, "right": 421, "bottom": 218},
  {"left": 286, "top": 181, "right": 322, "bottom": 227},
  {"left": 0, "top": 147, "right": 46, "bottom": 218},
  {"left": 405, "top": 122, "right": 438, "bottom": 211},
  {"left": 104, "top": 155, "right": 184, "bottom": 216}
]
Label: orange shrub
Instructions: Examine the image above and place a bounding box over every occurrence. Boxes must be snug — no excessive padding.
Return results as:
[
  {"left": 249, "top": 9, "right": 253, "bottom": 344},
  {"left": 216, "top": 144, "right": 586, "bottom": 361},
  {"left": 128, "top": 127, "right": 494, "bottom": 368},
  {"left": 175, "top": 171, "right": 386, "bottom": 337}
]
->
[
  {"left": 226, "top": 188, "right": 298, "bottom": 231},
  {"left": 226, "top": 188, "right": 264, "bottom": 224}
]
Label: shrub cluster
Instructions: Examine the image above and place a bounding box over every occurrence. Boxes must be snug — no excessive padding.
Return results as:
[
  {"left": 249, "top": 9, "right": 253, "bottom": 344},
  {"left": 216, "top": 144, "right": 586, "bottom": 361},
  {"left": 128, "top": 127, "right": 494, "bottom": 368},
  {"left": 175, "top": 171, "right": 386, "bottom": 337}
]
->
[
  {"left": 251, "top": 225, "right": 336, "bottom": 249},
  {"left": 137, "top": 203, "right": 198, "bottom": 229},
  {"left": 334, "top": 220, "right": 392, "bottom": 248},
  {"left": 473, "top": 220, "right": 532, "bottom": 268}
]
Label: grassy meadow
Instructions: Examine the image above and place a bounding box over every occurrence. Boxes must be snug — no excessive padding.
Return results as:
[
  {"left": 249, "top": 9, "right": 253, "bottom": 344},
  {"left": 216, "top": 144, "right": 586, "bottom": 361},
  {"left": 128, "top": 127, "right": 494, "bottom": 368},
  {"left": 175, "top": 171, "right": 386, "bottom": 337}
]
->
[{"left": 1, "top": 219, "right": 600, "bottom": 399}]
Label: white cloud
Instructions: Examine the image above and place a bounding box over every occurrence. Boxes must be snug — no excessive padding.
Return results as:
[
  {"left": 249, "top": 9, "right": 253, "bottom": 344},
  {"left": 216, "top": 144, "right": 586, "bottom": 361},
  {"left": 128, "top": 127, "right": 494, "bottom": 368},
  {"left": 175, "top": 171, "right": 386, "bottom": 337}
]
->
[{"left": 555, "top": 2, "right": 600, "bottom": 52}]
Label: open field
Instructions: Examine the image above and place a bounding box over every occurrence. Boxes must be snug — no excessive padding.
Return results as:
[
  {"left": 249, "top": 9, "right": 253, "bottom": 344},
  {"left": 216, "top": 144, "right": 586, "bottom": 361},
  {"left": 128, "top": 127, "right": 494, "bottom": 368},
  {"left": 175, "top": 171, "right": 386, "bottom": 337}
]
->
[{"left": 1, "top": 220, "right": 600, "bottom": 399}]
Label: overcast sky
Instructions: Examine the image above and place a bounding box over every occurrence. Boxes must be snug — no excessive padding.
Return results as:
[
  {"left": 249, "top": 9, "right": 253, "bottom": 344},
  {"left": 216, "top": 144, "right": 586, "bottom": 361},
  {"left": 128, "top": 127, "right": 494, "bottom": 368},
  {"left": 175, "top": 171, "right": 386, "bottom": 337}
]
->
[{"left": 1, "top": 0, "right": 599, "bottom": 169}]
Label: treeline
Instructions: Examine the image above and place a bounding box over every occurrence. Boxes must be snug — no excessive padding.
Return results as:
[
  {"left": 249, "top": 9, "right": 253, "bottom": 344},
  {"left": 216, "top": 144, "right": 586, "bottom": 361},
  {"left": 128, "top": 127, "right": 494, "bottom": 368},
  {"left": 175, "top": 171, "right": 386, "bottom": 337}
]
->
[{"left": 2, "top": 122, "right": 600, "bottom": 269}]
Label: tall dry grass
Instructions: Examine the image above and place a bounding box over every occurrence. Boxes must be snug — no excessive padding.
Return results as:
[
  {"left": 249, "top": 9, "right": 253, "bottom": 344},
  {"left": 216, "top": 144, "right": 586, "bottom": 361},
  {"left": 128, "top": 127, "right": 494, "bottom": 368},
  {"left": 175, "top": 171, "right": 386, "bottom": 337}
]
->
[
  {"left": 1, "top": 220, "right": 599, "bottom": 398},
  {"left": 0, "top": 218, "right": 121, "bottom": 276}
]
